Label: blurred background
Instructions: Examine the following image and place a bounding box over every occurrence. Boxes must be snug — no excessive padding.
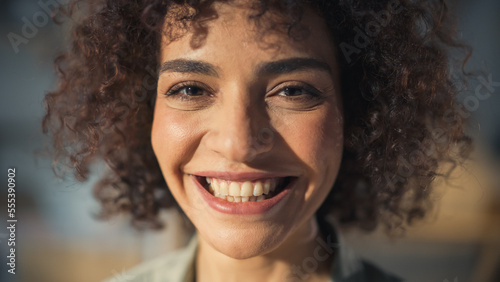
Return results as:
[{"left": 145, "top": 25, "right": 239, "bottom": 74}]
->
[{"left": 0, "top": 0, "right": 499, "bottom": 281}]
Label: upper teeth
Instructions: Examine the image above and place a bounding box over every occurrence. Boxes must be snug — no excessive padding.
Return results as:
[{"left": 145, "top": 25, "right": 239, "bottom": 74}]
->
[{"left": 206, "top": 178, "right": 277, "bottom": 197}]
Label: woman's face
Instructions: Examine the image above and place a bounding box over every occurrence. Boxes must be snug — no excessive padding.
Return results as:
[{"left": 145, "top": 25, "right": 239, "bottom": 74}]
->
[{"left": 152, "top": 2, "right": 343, "bottom": 259}]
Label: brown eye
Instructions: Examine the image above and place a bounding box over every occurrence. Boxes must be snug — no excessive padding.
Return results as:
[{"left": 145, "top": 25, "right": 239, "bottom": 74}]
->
[
  {"left": 162, "top": 81, "right": 215, "bottom": 110},
  {"left": 180, "top": 86, "right": 203, "bottom": 96},
  {"left": 281, "top": 87, "right": 306, "bottom": 97},
  {"left": 266, "top": 82, "right": 326, "bottom": 111},
  {"left": 275, "top": 83, "right": 321, "bottom": 99},
  {"left": 166, "top": 84, "right": 207, "bottom": 97}
]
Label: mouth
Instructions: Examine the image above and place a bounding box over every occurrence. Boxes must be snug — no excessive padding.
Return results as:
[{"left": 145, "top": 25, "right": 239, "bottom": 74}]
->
[{"left": 194, "top": 175, "right": 294, "bottom": 203}]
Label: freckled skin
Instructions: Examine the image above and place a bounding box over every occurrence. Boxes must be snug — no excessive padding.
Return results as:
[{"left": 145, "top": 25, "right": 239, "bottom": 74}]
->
[{"left": 151, "top": 2, "right": 343, "bottom": 281}]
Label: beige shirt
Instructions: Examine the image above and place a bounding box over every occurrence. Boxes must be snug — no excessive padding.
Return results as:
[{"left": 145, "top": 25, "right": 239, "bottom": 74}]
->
[{"left": 103, "top": 230, "right": 402, "bottom": 282}]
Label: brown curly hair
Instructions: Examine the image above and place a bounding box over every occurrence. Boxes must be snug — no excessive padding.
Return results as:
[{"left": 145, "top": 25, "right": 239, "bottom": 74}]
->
[{"left": 42, "top": 0, "right": 472, "bottom": 231}]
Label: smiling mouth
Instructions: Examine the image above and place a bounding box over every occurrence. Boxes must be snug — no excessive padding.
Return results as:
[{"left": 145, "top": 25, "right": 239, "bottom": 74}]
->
[{"left": 195, "top": 176, "right": 294, "bottom": 202}]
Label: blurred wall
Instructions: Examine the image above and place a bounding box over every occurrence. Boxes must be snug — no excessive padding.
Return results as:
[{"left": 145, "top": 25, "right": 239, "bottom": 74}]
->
[{"left": 0, "top": 0, "right": 499, "bottom": 282}]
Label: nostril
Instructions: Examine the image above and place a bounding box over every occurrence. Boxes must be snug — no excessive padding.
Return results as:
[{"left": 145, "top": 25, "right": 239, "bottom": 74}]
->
[
  {"left": 219, "top": 137, "right": 259, "bottom": 162},
  {"left": 257, "top": 127, "right": 275, "bottom": 145},
  {"left": 205, "top": 122, "right": 274, "bottom": 162}
]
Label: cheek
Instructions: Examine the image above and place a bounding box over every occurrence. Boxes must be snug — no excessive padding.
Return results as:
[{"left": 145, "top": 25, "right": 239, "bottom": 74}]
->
[
  {"left": 282, "top": 105, "right": 343, "bottom": 176},
  {"left": 151, "top": 106, "right": 198, "bottom": 174}
]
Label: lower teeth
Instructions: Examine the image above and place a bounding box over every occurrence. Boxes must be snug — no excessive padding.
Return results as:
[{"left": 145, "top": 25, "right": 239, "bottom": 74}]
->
[{"left": 212, "top": 194, "right": 268, "bottom": 202}]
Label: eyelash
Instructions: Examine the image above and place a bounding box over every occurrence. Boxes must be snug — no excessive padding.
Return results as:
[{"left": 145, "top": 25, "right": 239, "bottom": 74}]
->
[
  {"left": 272, "top": 82, "right": 322, "bottom": 99},
  {"left": 163, "top": 81, "right": 323, "bottom": 101},
  {"left": 164, "top": 81, "right": 212, "bottom": 100}
]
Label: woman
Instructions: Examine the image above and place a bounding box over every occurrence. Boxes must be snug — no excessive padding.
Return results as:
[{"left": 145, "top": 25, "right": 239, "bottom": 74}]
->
[{"left": 43, "top": 0, "right": 471, "bottom": 281}]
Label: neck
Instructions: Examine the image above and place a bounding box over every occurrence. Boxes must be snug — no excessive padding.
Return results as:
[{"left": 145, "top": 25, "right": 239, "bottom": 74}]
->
[{"left": 195, "top": 217, "right": 335, "bottom": 282}]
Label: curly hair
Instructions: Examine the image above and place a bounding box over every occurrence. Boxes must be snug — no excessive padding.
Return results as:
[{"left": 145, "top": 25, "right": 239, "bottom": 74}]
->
[{"left": 42, "top": 0, "right": 472, "bottom": 232}]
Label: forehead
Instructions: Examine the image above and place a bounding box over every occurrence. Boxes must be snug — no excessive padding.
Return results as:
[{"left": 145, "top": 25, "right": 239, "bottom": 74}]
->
[{"left": 160, "top": 2, "right": 337, "bottom": 70}]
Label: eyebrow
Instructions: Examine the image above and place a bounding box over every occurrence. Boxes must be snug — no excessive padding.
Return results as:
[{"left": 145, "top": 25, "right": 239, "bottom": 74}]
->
[
  {"left": 158, "top": 59, "right": 219, "bottom": 77},
  {"left": 158, "top": 57, "right": 332, "bottom": 77},
  {"left": 257, "top": 58, "right": 332, "bottom": 76}
]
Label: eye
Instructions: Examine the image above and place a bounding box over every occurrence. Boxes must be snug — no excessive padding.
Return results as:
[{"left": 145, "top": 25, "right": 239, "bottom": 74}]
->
[
  {"left": 161, "top": 81, "right": 215, "bottom": 110},
  {"left": 279, "top": 87, "right": 311, "bottom": 97},
  {"left": 179, "top": 86, "right": 201, "bottom": 95},
  {"left": 165, "top": 82, "right": 211, "bottom": 99},
  {"left": 272, "top": 82, "right": 322, "bottom": 99},
  {"left": 267, "top": 82, "right": 326, "bottom": 111}
]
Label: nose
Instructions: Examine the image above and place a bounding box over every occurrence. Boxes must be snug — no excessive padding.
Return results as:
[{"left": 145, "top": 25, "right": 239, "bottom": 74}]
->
[{"left": 205, "top": 91, "right": 274, "bottom": 163}]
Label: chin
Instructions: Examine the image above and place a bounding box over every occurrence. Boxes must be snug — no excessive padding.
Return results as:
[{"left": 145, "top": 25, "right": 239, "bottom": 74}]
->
[{"left": 200, "top": 224, "right": 289, "bottom": 260}]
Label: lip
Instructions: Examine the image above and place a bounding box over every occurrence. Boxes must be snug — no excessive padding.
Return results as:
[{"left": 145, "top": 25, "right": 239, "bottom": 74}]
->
[{"left": 190, "top": 173, "right": 297, "bottom": 215}]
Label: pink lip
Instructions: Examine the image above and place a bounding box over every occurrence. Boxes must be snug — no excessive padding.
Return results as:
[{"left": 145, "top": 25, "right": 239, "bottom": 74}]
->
[
  {"left": 190, "top": 174, "right": 296, "bottom": 215},
  {"left": 193, "top": 171, "right": 291, "bottom": 182}
]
